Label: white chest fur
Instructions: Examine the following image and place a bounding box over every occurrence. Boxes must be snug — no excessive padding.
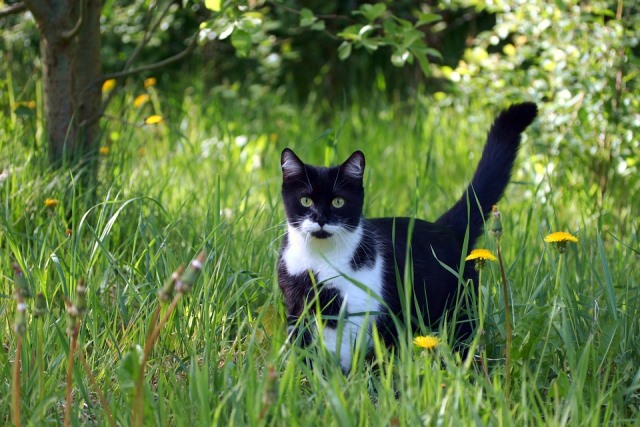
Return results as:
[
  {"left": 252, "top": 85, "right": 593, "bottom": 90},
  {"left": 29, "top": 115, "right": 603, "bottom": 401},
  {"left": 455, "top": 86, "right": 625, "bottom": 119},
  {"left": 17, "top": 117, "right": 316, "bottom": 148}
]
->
[{"left": 282, "top": 221, "right": 383, "bottom": 371}]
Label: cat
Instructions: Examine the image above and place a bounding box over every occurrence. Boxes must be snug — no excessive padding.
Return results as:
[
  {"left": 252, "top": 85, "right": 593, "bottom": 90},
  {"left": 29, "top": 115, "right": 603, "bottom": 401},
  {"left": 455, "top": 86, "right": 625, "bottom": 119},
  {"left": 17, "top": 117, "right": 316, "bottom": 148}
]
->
[{"left": 277, "top": 102, "right": 538, "bottom": 372}]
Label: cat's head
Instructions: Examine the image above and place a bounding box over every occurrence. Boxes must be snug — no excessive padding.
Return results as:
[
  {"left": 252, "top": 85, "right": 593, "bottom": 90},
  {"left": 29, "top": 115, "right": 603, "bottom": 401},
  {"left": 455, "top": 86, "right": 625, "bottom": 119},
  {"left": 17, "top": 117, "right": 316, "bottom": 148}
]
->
[{"left": 281, "top": 148, "right": 365, "bottom": 240}]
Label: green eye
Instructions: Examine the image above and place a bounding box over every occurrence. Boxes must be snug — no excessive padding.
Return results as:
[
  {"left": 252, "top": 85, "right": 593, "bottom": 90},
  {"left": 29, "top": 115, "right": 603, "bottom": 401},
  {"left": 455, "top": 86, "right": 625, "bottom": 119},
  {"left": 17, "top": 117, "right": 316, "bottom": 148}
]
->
[
  {"left": 332, "top": 197, "right": 345, "bottom": 208},
  {"left": 300, "top": 197, "right": 313, "bottom": 207}
]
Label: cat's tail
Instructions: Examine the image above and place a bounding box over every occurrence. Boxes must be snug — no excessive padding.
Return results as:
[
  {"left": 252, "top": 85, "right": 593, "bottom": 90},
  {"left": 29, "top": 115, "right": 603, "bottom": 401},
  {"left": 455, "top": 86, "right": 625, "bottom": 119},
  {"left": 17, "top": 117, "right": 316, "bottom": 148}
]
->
[{"left": 435, "top": 102, "right": 538, "bottom": 245}]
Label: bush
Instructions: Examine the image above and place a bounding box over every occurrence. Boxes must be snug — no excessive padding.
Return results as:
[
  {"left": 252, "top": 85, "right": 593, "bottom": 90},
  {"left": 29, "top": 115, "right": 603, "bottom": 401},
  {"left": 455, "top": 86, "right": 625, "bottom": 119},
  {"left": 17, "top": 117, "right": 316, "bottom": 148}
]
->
[{"left": 438, "top": 0, "right": 639, "bottom": 228}]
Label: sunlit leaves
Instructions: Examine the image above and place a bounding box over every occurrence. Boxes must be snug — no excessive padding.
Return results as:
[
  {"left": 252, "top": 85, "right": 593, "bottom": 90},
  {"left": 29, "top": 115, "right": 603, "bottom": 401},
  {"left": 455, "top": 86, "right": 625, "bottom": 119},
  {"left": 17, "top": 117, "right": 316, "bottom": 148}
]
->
[
  {"left": 335, "top": 4, "right": 441, "bottom": 73},
  {"left": 337, "top": 42, "right": 352, "bottom": 60},
  {"left": 353, "top": 3, "right": 387, "bottom": 22},
  {"left": 204, "top": 0, "right": 221, "bottom": 12},
  {"left": 299, "top": 8, "right": 325, "bottom": 31},
  {"left": 231, "top": 29, "right": 251, "bottom": 57}
]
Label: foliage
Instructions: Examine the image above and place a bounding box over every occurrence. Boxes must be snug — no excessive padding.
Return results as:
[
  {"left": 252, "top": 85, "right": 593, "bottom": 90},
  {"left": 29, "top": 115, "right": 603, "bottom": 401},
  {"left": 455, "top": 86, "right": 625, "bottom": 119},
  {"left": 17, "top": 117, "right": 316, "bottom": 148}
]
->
[
  {"left": 197, "top": 0, "right": 450, "bottom": 97},
  {"left": 439, "top": 0, "right": 640, "bottom": 228},
  {"left": 100, "top": 0, "right": 203, "bottom": 75}
]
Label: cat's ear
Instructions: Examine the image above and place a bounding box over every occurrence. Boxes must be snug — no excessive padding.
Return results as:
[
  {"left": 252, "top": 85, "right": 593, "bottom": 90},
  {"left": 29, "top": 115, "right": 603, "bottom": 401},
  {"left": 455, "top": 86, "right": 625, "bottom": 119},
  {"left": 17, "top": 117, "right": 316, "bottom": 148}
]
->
[
  {"left": 281, "top": 148, "right": 305, "bottom": 182},
  {"left": 340, "top": 151, "right": 365, "bottom": 180}
]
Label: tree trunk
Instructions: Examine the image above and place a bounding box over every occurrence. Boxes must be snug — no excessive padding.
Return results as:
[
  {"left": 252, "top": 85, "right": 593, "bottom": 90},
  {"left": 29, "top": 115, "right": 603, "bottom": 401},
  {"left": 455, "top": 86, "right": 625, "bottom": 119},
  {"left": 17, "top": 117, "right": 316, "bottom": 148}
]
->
[
  {"left": 25, "top": 0, "right": 102, "bottom": 166},
  {"left": 41, "top": 28, "right": 76, "bottom": 162},
  {"left": 74, "top": 0, "right": 102, "bottom": 162}
]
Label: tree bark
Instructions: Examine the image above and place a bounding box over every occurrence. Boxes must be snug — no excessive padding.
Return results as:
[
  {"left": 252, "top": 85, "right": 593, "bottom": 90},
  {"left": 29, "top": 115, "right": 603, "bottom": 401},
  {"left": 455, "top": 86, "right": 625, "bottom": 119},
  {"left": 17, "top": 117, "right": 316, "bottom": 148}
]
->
[
  {"left": 24, "top": 0, "right": 102, "bottom": 166},
  {"left": 74, "top": 0, "right": 103, "bottom": 163}
]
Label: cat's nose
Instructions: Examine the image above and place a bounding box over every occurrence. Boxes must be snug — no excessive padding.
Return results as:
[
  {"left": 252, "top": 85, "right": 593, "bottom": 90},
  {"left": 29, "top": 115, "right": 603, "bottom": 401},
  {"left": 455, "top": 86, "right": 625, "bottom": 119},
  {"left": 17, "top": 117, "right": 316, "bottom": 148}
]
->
[{"left": 314, "top": 214, "right": 328, "bottom": 227}]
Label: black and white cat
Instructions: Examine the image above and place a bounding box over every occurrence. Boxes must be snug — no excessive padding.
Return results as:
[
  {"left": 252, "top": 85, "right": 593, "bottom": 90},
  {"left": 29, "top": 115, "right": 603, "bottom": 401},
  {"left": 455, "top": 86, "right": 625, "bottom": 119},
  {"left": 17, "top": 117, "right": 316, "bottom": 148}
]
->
[{"left": 277, "top": 103, "right": 538, "bottom": 372}]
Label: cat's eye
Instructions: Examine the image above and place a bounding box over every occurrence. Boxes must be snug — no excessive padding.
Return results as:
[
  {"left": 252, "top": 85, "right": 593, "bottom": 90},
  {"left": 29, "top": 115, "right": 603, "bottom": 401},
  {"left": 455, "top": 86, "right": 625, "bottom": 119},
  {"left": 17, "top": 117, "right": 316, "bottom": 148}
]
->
[
  {"left": 332, "top": 197, "right": 345, "bottom": 208},
  {"left": 300, "top": 197, "right": 313, "bottom": 207}
]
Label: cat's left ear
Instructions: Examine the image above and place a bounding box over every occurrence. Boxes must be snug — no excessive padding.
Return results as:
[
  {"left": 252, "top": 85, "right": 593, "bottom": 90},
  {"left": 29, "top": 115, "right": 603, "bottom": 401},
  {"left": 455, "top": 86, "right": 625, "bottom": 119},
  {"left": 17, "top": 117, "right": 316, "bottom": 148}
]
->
[{"left": 340, "top": 151, "right": 365, "bottom": 180}]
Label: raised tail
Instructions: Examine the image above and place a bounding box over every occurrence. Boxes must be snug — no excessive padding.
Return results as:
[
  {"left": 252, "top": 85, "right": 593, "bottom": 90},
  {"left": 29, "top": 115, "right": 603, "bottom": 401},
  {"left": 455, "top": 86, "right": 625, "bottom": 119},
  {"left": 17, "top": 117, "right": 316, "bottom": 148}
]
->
[{"left": 435, "top": 102, "right": 538, "bottom": 244}]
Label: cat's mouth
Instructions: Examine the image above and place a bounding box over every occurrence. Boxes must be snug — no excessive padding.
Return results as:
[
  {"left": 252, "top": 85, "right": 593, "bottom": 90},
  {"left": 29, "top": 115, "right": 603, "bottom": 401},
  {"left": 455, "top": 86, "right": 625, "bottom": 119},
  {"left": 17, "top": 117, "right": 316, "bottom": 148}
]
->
[{"left": 311, "top": 230, "right": 332, "bottom": 239}]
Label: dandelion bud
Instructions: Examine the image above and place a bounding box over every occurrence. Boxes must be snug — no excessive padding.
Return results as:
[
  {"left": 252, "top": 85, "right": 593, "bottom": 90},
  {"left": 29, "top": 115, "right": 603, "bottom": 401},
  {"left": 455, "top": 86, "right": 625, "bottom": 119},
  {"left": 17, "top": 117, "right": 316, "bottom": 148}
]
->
[
  {"left": 176, "top": 251, "right": 206, "bottom": 294},
  {"left": 14, "top": 301, "right": 28, "bottom": 335},
  {"left": 66, "top": 313, "right": 77, "bottom": 337},
  {"left": 34, "top": 292, "right": 48, "bottom": 318},
  {"left": 13, "top": 262, "right": 31, "bottom": 299},
  {"left": 75, "top": 279, "right": 87, "bottom": 317},
  {"left": 490, "top": 205, "right": 502, "bottom": 241},
  {"left": 262, "top": 363, "right": 278, "bottom": 407},
  {"left": 159, "top": 265, "right": 184, "bottom": 301}
]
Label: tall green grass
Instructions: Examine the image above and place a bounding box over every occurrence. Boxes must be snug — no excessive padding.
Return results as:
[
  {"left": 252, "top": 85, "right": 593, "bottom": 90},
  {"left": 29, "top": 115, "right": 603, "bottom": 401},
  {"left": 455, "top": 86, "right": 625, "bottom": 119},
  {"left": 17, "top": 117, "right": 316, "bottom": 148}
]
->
[{"left": 1, "top": 79, "right": 639, "bottom": 425}]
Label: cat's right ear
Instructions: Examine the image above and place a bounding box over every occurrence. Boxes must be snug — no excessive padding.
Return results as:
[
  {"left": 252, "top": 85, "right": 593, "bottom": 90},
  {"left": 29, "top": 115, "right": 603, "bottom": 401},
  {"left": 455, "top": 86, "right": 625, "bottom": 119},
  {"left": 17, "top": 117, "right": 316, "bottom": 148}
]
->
[{"left": 281, "top": 148, "right": 305, "bottom": 182}]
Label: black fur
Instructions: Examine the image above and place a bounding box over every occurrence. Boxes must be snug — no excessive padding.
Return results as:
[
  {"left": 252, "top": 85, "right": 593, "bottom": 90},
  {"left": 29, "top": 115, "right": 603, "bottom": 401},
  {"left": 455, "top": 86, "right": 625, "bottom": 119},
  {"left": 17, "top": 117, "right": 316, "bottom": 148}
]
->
[
  {"left": 278, "top": 102, "right": 538, "bottom": 353},
  {"left": 436, "top": 102, "right": 538, "bottom": 242},
  {"left": 280, "top": 149, "right": 364, "bottom": 235},
  {"left": 349, "top": 230, "right": 378, "bottom": 270}
]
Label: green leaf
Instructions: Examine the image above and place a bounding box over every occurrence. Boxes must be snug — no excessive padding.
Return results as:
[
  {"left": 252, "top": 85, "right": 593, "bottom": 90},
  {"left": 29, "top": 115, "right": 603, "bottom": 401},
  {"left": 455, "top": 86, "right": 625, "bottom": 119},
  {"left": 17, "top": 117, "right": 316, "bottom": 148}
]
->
[
  {"left": 338, "top": 25, "right": 363, "bottom": 41},
  {"left": 118, "top": 346, "right": 143, "bottom": 388},
  {"left": 204, "top": 0, "right": 221, "bottom": 12},
  {"left": 391, "top": 50, "right": 411, "bottom": 67},
  {"left": 424, "top": 47, "right": 442, "bottom": 60},
  {"left": 360, "top": 38, "right": 379, "bottom": 52},
  {"left": 354, "top": 3, "right": 387, "bottom": 22},
  {"left": 597, "top": 231, "right": 618, "bottom": 320},
  {"left": 300, "top": 8, "right": 317, "bottom": 27},
  {"left": 396, "top": 27, "right": 422, "bottom": 50},
  {"left": 416, "top": 13, "right": 442, "bottom": 27},
  {"left": 231, "top": 29, "right": 252, "bottom": 57},
  {"left": 338, "top": 42, "right": 352, "bottom": 60},
  {"left": 412, "top": 49, "right": 431, "bottom": 76}
]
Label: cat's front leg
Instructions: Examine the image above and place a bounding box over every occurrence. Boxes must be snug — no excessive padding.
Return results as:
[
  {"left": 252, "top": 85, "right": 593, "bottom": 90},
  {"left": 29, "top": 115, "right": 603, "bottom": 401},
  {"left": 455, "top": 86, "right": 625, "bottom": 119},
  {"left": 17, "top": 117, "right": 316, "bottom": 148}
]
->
[{"left": 320, "top": 322, "right": 357, "bottom": 373}]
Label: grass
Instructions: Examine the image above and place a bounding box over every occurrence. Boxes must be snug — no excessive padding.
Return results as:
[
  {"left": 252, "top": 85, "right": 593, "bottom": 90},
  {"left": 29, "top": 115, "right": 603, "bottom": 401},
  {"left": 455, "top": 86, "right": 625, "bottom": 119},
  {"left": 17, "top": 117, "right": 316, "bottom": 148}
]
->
[{"left": 1, "top": 76, "right": 639, "bottom": 426}]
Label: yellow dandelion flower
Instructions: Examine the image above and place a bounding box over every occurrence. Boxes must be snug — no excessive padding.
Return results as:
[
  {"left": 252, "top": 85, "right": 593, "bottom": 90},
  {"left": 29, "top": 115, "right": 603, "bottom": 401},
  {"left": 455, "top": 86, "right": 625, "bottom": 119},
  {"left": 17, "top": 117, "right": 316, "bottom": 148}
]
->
[
  {"left": 99, "top": 146, "right": 110, "bottom": 155},
  {"left": 44, "top": 198, "right": 58, "bottom": 208},
  {"left": 465, "top": 249, "right": 497, "bottom": 262},
  {"left": 414, "top": 335, "right": 440, "bottom": 350},
  {"left": 144, "top": 77, "right": 157, "bottom": 88},
  {"left": 144, "top": 115, "right": 164, "bottom": 125},
  {"left": 102, "top": 79, "right": 116, "bottom": 93},
  {"left": 544, "top": 232, "right": 579, "bottom": 243},
  {"left": 545, "top": 231, "right": 578, "bottom": 254},
  {"left": 133, "top": 94, "right": 150, "bottom": 108},
  {"left": 466, "top": 248, "right": 496, "bottom": 271},
  {"left": 12, "top": 101, "right": 36, "bottom": 110}
]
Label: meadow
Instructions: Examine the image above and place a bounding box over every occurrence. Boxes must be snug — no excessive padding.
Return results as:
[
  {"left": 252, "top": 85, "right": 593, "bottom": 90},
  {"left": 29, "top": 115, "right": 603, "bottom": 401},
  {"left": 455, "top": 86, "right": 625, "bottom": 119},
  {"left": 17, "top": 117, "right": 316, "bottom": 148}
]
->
[{"left": 2, "top": 79, "right": 639, "bottom": 426}]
